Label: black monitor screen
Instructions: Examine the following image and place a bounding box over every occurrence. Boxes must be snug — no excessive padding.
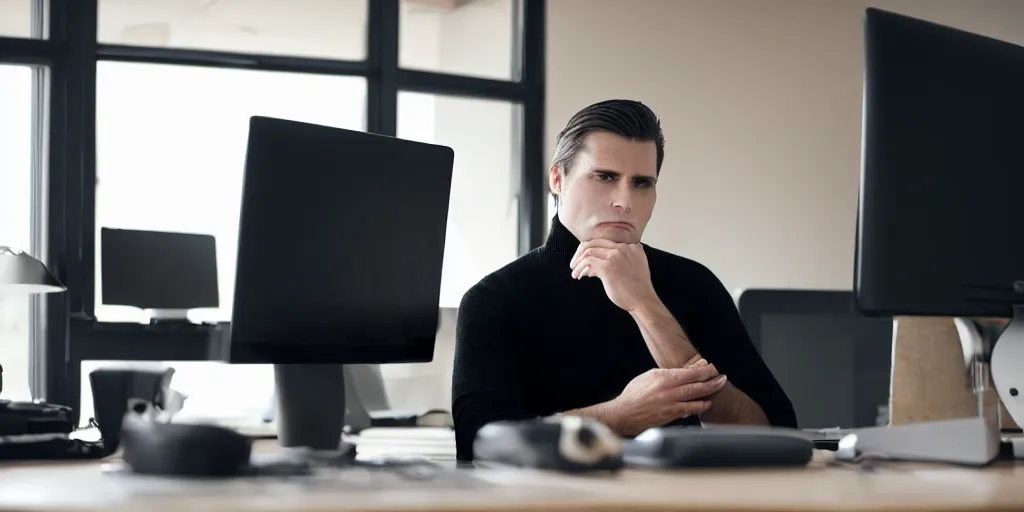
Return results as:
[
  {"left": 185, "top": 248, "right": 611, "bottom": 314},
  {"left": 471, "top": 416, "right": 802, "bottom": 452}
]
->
[
  {"left": 100, "top": 227, "right": 219, "bottom": 310},
  {"left": 758, "top": 313, "right": 892, "bottom": 429},
  {"left": 740, "top": 290, "right": 892, "bottom": 429},
  {"left": 857, "top": 8, "right": 1024, "bottom": 317}
]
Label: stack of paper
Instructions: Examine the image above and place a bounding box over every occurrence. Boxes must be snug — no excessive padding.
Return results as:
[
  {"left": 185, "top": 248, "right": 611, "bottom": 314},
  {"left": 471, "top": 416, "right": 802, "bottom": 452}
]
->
[{"left": 350, "top": 427, "right": 456, "bottom": 460}]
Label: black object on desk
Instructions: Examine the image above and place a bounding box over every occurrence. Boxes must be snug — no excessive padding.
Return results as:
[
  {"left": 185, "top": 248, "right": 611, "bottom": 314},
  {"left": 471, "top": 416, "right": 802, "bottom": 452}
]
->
[
  {"left": 120, "top": 399, "right": 253, "bottom": 477},
  {"left": 623, "top": 426, "right": 814, "bottom": 468},
  {"left": 0, "top": 400, "right": 103, "bottom": 460},
  {"left": 0, "top": 399, "right": 74, "bottom": 437},
  {"left": 473, "top": 416, "right": 625, "bottom": 473}
]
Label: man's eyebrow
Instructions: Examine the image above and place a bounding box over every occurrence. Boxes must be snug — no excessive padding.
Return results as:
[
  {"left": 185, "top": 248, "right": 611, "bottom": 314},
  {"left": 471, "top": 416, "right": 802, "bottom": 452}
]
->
[{"left": 588, "top": 168, "right": 657, "bottom": 181}]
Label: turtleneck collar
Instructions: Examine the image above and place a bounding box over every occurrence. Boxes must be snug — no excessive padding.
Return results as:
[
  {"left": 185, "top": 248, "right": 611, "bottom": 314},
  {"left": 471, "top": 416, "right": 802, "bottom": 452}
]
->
[{"left": 544, "top": 214, "right": 580, "bottom": 263}]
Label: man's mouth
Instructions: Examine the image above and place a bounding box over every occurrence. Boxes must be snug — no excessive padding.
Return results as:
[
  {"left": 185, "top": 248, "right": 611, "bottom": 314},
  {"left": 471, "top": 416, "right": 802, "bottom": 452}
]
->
[{"left": 597, "top": 221, "right": 633, "bottom": 230}]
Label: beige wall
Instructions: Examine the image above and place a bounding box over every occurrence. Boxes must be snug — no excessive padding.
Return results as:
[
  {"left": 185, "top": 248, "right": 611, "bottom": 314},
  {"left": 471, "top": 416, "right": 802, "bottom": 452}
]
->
[{"left": 546, "top": 0, "right": 1024, "bottom": 295}]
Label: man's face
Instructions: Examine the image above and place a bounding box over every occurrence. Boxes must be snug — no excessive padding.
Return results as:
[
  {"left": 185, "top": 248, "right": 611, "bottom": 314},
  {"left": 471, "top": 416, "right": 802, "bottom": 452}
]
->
[{"left": 549, "top": 131, "right": 658, "bottom": 244}]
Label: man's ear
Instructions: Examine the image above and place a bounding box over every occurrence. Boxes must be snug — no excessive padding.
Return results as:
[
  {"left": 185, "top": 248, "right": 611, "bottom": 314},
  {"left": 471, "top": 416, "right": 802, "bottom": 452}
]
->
[{"left": 548, "top": 164, "right": 562, "bottom": 197}]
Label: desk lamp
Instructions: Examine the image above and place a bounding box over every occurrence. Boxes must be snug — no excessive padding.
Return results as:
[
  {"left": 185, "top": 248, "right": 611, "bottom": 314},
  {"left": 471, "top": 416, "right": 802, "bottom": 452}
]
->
[{"left": 0, "top": 246, "right": 66, "bottom": 397}]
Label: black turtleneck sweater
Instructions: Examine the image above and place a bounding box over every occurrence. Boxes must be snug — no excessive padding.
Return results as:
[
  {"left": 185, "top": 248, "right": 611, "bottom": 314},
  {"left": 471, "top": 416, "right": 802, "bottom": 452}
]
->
[{"left": 451, "top": 216, "right": 797, "bottom": 461}]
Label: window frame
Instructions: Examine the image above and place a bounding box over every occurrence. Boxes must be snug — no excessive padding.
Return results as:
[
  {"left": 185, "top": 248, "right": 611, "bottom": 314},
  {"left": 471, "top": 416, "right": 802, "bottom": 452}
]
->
[{"left": 0, "top": 0, "right": 546, "bottom": 419}]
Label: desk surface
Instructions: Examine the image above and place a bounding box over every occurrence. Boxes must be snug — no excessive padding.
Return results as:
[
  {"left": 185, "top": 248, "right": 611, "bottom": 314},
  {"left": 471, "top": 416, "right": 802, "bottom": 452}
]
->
[{"left": 1, "top": 443, "right": 1023, "bottom": 512}]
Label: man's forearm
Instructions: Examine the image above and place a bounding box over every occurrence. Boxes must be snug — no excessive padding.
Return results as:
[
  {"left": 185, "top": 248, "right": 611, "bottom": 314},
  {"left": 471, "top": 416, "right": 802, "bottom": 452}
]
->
[
  {"left": 701, "top": 384, "right": 769, "bottom": 425},
  {"left": 630, "top": 297, "right": 768, "bottom": 425},
  {"left": 629, "top": 296, "right": 700, "bottom": 368}
]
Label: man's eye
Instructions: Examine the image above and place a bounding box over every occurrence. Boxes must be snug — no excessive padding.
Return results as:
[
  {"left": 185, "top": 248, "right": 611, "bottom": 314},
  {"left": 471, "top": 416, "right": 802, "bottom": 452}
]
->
[
  {"left": 597, "top": 173, "right": 616, "bottom": 181},
  {"left": 634, "top": 179, "right": 654, "bottom": 188}
]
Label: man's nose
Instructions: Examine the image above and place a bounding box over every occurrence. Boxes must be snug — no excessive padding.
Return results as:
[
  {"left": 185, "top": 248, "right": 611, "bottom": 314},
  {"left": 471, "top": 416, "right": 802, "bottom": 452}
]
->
[{"left": 610, "top": 182, "right": 632, "bottom": 212}]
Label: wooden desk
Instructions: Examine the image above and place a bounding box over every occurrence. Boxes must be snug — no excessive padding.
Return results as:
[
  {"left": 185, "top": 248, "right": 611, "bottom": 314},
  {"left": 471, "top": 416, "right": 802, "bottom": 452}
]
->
[{"left": 1, "top": 444, "right": 1023, "bottom": 512}]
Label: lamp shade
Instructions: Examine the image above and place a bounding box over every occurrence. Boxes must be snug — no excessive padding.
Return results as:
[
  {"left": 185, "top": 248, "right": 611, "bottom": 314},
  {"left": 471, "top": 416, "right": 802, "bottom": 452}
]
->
[{"left": 0, "top": 246, "right": 65, "bottom": 294}]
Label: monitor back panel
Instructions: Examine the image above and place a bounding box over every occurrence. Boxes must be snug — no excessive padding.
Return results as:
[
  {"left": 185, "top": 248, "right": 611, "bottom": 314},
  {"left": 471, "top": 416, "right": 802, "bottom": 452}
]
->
[
  {"left": 228, "top": 116, "right": 454, "bottom": 364},
  {"left": 857, "top": 9, "right": 1024, "bottom": 317}
]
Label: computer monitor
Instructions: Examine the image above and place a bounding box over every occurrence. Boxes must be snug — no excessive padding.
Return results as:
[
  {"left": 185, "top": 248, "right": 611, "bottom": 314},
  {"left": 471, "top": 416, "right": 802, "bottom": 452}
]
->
[
  {"left": 854, "top": 8, "right": 1024, "bottom": 460},
  {"left": 856, "top": 8, "right": 1024, "bottom": 319},
  {"left": 737, "top": 289, "right": 892, "bottom": 429},
  {"left": 226, "top": 116, "right": 454, "bottom": 450},
  {"left": 100, "top": 227, "right": 219, "bottom": 320}
]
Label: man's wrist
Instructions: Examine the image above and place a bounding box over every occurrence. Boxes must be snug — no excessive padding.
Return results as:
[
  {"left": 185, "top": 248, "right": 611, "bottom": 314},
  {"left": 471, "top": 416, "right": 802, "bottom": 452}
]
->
[
  {"left": 627, "top": 290, "right": 666, "bottom": 318},
  {"left": 563, "top": 398, "right": 625, "bottom": 435}
]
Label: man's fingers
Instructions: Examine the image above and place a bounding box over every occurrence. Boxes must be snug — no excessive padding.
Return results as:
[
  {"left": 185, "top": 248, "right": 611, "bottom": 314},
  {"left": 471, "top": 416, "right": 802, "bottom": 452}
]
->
[
  {"left": 580, "top": 239, "right": 621, "bottom": 250},
  {"left": 571, "top": 256, "right": 605, "bottom": 279},
  {"left": 570, "top": 239, "right": 623, "bottom": 267},
  {"left": 684, "top": 354, "right": 706, "bottom": 367},
  {"left": 673, "top": 400, "right": 712, "bottom": 419},
  {"left": 569, "top": 247, "right": 615, "bottom": 270},
  {"left": 660, "top": 363, "right": 719, "bottom": 386},
  {"left": 671, "top": 374, "right": 728, "bottom": 402},
  {"left": 690, "top": 362, "right": 720, "bottom": 382}
]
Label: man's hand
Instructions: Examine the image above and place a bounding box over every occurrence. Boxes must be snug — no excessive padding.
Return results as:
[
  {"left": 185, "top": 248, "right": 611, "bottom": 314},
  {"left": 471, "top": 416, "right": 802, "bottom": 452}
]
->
[
  {"left": 569, "top": 239, "right": 658, "bottom": 312},
  {"left": 605, "top": 363, "right": 728, "bottom": 437}
]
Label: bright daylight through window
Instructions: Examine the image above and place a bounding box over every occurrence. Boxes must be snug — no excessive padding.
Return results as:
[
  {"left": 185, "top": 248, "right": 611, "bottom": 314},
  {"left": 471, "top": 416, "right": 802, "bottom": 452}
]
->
[
  {"left": 399, "top": 0, "right": 516, "bottom": 80},
  {"left": 398, "top": 92, "right": 519, "bottom": 308},
  {"left": 98, "top": 0, "right": 367, "bottom": 61},
  {"left": 0, "top": 0, "right": 41, "bottom": 39},
  {"left": 94, "top": 62, "right": 367, "bottom": 323},
  {"left": 0, "top": 65, "right": 35, "bottom": 401},
  {"left": 79, "top": 0, "right": 532, "bottom": 424}
]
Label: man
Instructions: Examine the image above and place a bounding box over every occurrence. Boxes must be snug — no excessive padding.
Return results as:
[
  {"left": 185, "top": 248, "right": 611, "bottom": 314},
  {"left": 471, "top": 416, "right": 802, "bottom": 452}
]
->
[{"left": 451, "top": 99, "right": 796, "bottom": 461}]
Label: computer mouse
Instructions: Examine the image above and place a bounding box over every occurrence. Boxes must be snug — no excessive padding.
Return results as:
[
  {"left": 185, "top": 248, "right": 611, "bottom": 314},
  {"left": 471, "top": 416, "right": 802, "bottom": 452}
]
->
[{"left": 472, "top": 415, "right": 624, "bottom": 472}]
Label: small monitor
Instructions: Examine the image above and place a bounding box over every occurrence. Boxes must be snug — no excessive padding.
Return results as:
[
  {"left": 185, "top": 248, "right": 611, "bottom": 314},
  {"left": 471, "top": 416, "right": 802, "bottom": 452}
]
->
[
  {"left": 737, "top": 290, "right": 892, "bottom": 429},
  {"left": 856, "top": 8, "right": 1024, "bottom": 317},
  {"left": 100, "top": 227, "right": 219, "bottom": 316},
  {"left": 226, "top": 116, "right": 454, "bottom": 365}
]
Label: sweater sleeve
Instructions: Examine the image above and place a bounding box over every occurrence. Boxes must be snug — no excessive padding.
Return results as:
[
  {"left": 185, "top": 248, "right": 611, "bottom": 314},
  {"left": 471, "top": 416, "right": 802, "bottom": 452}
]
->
[
  {"left": 451, "top": 282, "right": 536, "bottom": 461},
  {"left": 666, "top": 263, "right": 798, "bottom": 429}
]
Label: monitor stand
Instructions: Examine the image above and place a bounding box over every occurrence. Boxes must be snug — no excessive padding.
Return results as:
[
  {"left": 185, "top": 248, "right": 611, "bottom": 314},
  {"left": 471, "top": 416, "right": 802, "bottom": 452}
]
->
[
  {"left": 273, "top": 364, "right": 349, "bottom": 454},
  {"left": 146, "top": 309, "right": 190, "bottom": 323},
  {"left": 838, "top": 306, "right": 1024, "bottom": 464}
]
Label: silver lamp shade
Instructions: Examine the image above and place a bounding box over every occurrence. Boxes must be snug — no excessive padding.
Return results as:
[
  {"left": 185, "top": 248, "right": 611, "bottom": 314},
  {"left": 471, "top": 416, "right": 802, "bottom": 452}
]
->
[{"left": 0, "top": 246, "right": 65, "bottom": 294}]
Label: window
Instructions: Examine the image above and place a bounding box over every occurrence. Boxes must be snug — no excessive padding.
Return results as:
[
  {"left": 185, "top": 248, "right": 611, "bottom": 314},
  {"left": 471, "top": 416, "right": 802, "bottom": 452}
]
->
[
  {"left": 94, "top": 61, "right": 367, "bottom": 323},
  {"left": 97, "top": 0, "right": 367, "bottom": 61},
  {"left": 26, "top": 0, "right": 543, "bottom": 415},
  {"left": 0, "top": 65, "right": 34, "bottom": 401},
  {"left": 399, "top": 0, "right": 516, "bottom": 81},
  {"left": 398, "top": 92, "right": 519, "bottom": 307},
  {"left": 0, "top": 0, "right": 44, "bottom": 39}
]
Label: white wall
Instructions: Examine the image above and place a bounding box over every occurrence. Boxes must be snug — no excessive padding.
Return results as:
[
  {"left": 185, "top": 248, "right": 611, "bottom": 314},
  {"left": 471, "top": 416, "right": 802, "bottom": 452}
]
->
[{"left": 546, "top": 0, "right": 1024, "bottom": 295}]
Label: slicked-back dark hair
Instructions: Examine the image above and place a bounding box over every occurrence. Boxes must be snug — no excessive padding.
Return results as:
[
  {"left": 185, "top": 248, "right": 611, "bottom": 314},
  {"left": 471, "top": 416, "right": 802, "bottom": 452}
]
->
[{"left": 551, "top": 99, "right": 665, "bottom": 185}]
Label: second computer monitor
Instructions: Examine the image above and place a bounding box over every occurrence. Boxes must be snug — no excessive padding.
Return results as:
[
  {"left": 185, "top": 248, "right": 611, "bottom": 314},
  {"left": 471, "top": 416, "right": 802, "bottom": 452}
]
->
[
  {"left": 100, "top": 227, "right": 219, "bottom": 317},
  {"left": 856, "top": 9, "right": 1024, "bottom": 318},
  {"left": 227, "top": 116, "right": 454, "bottom": 365}
]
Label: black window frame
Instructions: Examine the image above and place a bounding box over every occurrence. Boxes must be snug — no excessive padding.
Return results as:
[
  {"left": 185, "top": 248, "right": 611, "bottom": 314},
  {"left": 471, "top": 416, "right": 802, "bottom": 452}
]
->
[{"left": 0, "top": 0, "right": 546, "bottom": 420}]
